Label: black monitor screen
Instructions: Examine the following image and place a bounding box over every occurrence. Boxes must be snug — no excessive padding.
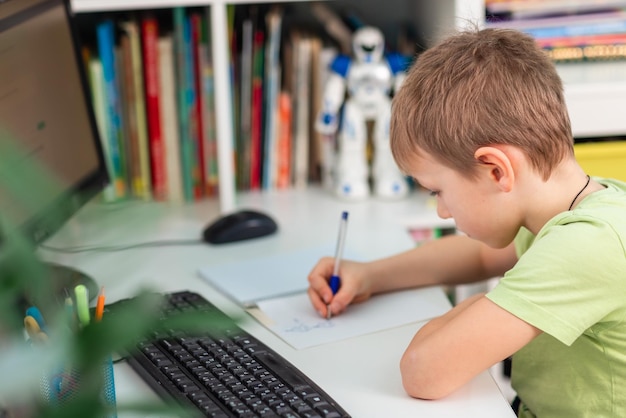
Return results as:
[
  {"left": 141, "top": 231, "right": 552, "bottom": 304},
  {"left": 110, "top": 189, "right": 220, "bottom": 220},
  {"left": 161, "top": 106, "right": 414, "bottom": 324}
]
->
[
  {"left": 0, "top": 0, "right": 108, "bottom": 300},
  {"left": 0, "top": 0, "right": 108, "bottom": 244}
]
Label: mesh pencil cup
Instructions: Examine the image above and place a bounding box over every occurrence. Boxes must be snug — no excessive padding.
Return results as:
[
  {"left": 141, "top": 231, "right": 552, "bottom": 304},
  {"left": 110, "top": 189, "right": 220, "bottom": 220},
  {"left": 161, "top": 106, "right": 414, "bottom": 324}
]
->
[{"left": 40, "top": 355, "right": 117, "bottom": 418}]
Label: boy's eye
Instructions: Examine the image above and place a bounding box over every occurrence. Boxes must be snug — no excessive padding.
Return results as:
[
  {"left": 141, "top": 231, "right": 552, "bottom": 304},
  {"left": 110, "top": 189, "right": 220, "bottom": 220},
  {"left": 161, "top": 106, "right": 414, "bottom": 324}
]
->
[{"left": 429, "top": 190, "right": 439, "bottom": 197}]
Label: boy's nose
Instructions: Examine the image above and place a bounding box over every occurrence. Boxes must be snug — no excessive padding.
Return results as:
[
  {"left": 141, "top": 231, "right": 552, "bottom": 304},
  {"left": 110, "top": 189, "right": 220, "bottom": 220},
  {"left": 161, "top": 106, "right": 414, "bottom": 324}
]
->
[{"left": 436, "top": 202, "right": 452, "bottom": 219}]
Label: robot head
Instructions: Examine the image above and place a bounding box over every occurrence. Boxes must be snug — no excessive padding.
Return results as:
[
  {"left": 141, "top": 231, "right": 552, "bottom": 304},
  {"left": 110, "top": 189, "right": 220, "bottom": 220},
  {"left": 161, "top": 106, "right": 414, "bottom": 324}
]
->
[{"left": 352, "top": 26, "right": 385, "bottom": 64}]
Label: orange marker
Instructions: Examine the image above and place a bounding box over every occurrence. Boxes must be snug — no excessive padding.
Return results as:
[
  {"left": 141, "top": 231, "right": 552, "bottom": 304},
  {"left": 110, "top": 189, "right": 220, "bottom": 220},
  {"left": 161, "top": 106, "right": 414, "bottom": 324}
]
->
[
  {"left": 95, "top": 287, "right": 105, "bottom": 322},
  {"left": 24, "top": 316, "right": 48, "bottom": 344}
]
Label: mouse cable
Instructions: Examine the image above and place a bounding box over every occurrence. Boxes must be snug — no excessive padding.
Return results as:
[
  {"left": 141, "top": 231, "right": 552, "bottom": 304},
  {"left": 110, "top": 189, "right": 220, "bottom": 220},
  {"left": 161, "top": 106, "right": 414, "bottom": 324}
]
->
[{"left": 40, "top": 239, "right": 204, "bottom": 254}]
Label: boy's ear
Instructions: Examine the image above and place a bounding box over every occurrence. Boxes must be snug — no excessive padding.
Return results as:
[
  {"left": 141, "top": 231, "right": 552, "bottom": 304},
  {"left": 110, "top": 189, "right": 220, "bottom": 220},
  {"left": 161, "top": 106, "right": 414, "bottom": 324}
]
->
[{"left": 474, "top": 146, "right": 515, "bottom": 192}]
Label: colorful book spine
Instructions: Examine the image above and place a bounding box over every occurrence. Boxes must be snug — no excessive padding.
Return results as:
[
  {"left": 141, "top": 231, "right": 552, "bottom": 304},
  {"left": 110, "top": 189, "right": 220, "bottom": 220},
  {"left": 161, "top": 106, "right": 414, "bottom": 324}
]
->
[
  {"left": 125, "top": 19, "right": 152, "bottom": 200},
  {"left": 173, "top": 7, "right": 194, "bottom": 201},
  {"left": 262, "top": 9, "right": 283, "bottom": 189},
  {"left": 487, "top": 10, "right": 626, "bottom": 39},
  {"left": 276, "top": 91, "right": 292, "bottom": 189},
  {"left": 545, "top": 43, "right": 626, "bottom": 62},
  {"left": 119, "top": 25, "right": 142, "bottom": 199},
  {"left": 308, "top": 36, "right": 323, "bottom": 183},
  {"left": 525, "top": 20, "right": 626, "bottom": 39},
  {"left": 201, "top": 7, "right": 219, "bottom": 197},
  {"left": 141, "top": 16, "right": 167, "bottom": 200},
  {"left": 88, "top": 57, "right": 117, "bottom": 202},
  {"left": 96, "top": 19, "right": 126, "bottom": 199},
  {"left": 159, "top": 35, "right": 184, "bottom": 202},
  {"left": 202, "top": 62, "right": 219, "bottom": 196},
  {"left": 536, "top": 32, "right": 626, "bottom": 48},
  {"left": 249, "top": 30, "right": 264, "bottom": 190},
  {"left": 239, "top": 18, "right": 254, "bottom": 191},
  {"left": 292, "top": 35, "right": 312, "bottom": 189},
  {"left": 190, "top": 13, "right": 205, "bottom": 199}
]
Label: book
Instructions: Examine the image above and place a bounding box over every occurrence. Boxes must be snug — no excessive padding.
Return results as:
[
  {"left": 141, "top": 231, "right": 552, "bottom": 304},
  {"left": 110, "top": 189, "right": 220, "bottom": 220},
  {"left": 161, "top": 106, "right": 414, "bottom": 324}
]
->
[
  {"left": 308, "top": 35, "right": 323, "bottom": 183},
  {"left": 291, "top": 33, "right": 312, "bottom": 189},
  {"left": 195, "top": 12, "right": 214, "bottom": 198},
  {"left": 200, "top": 8, "right": 219, "bottom": 197},
  {"left": 262, "top": 7, "right": 283, "bottom": 189},
  {"left": 117, "top": 38, "right": 135, "bottom": 198},
  {"left": 173, "top": 7, "right": 198, "bottom": 201},
  {"left": 120, "top": 19, "right": 151, "bottom": 200},
  {"left": 249, "top": 29, "right": 265, "bottom": 190},
  {"left": 87, "top": 57, "right": 117, "bottom": 202},
  {"left": 487, "top": 10, "right": 626, "bottom": 39},
  {"left": 159, "top": 35, "right": 184, "bottom": 203},
  {"left": 528, "top": 23, "right": 626, "bottom": 62},
  {"left": 190, "top": 12, "right": 205, "bottom": 200},
  {"left": 127, "top": 19, "right": 152, "bottom": 201},
  {"left": 238, "top": 16, "right": 254, "bottom": 190},
  {"left": 545, "top": 42, "right": 626, "bottom": 62},
  {"left": 96, "top": 19, "right": 127, "bottom": 199},
  {"left": 197, "top": 245, "right": 449, "bottom": 349},
  {"left": 535, "top": 32, "right": 626, "bottom": 48},
  {"left": 229, "top": 5, "right": 241, "bottom": 189},
  {"left": 141, "top": 16, "right": 167, "bottom": 200},
  {"left": 198, "top": 244, "right": 340, "bottom": 307},
  {"left": 486, "top": 0, "right": 626, "bottom": 20},
  {"left": 276, "top": 91, "right": 292, "bottom": 189}
]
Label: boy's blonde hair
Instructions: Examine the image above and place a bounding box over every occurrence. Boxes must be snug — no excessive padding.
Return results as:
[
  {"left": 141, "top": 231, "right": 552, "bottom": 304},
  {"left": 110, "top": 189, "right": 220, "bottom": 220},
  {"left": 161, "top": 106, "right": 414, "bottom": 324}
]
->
[{"left": 391, "top": 28, "right": 573, "bottom": 180}]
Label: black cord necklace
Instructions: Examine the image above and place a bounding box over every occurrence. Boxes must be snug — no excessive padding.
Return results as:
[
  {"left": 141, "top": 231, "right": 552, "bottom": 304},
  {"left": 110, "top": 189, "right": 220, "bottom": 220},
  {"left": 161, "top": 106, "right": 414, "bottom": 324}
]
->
[{"left": 568, "top": 174, "right": 590, "bottom": 211}]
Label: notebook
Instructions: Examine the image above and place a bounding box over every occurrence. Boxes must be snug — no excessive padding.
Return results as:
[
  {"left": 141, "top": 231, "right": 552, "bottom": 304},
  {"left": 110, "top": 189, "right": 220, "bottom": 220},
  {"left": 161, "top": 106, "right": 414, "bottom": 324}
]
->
[
  {"left": 198, "top": 244, "right": 346, "bottom": 307},
  {"left": 198, "top": 245, "right": 451, "bottom": 349}
]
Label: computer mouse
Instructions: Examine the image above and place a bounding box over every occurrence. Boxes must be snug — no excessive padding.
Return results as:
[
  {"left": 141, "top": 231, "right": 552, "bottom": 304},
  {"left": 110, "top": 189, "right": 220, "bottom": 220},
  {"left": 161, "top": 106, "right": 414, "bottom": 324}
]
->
[{"left": 202, "top": 209, "right": 278, "bottom": 244}]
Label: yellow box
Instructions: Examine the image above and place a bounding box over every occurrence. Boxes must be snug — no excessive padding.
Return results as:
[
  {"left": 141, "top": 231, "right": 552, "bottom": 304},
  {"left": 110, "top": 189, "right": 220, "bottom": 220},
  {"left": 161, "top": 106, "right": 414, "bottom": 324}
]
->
[{"left": 574, "top": 141, "right": 626, "bottom": 181}]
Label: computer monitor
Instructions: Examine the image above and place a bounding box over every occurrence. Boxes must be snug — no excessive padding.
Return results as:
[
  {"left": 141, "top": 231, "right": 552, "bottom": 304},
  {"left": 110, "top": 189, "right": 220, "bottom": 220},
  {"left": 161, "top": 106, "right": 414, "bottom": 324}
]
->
[{"left": 0, "top": 0, "right": 109, "bottom": 301}]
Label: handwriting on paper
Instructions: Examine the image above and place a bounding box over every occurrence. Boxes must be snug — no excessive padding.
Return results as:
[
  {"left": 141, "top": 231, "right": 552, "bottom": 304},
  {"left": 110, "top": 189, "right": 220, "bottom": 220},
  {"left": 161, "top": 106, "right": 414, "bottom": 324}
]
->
[
  {"left": 283, "top": 318, "right": 335, "bottom": 333},
  {"left": 255, "top": 288, "right": 450, "bottom": 349}
]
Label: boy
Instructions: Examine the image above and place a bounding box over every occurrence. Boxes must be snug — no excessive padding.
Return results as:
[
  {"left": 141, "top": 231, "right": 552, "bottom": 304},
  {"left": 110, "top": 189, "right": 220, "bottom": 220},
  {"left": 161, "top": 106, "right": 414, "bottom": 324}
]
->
[{"left": 306, "top": 28, "right": 626, "bottom": 417}]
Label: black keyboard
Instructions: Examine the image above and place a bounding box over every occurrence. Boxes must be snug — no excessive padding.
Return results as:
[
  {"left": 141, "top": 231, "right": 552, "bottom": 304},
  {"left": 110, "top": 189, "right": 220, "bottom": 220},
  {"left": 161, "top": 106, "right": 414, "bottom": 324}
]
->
[{"left": 122, "top": 291, "right": 351, "bottom": 418}]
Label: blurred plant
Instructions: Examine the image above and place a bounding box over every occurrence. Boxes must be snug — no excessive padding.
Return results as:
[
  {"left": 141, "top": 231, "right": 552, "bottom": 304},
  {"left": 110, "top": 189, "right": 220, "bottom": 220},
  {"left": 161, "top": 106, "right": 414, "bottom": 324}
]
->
[{"left": 0, "top": 131, "right": 230, "bottom": 417}]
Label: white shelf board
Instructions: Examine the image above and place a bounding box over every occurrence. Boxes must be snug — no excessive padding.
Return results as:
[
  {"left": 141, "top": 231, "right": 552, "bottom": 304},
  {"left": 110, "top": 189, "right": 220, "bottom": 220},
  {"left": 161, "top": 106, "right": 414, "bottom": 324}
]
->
[
  {"left": 72, "top": 0, "right": 310, "bottom": 13},
  {"left": 72, "top": 0, "right": 207, "bottom": 12},
  {"left": 558, "top": 61, "right": 626, "bottom": 137}
]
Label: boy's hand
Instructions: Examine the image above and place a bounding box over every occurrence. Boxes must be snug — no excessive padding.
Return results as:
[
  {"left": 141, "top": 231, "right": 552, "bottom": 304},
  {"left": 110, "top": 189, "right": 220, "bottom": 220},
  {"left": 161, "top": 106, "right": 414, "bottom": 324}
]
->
[{"left": 307, "top": 257, "right": 372, "bottom": 318}]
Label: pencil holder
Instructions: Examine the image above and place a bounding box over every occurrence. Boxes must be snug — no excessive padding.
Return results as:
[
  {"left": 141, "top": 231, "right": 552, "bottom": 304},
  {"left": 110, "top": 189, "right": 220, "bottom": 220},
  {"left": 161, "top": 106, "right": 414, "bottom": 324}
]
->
[{"left": 39, "top": 355, "right": 117, "bottom": 418}]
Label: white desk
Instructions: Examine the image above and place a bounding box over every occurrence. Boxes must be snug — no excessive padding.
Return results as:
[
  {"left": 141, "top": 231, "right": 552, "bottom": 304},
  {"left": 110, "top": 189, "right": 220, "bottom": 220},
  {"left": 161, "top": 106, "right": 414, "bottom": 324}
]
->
[{"left": 40, "top": 187, "right": 515, "bottom": 417}]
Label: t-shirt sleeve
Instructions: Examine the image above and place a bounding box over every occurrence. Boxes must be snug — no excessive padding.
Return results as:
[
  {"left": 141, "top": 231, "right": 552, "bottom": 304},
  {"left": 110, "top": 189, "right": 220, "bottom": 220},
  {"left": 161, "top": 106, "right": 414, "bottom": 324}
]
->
[{"left": 487, "top": 217, "right": 626, "bottom": 346}]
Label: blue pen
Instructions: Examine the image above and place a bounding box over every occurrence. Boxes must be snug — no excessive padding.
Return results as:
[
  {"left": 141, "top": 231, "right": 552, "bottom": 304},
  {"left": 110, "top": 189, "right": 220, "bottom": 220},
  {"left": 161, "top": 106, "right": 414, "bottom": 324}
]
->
[
  {"left": 26, "top": 306, "right": 48, "bottom": 333},
  {"left": 327, "top": 211, "right": 349, "bottom": 319}
]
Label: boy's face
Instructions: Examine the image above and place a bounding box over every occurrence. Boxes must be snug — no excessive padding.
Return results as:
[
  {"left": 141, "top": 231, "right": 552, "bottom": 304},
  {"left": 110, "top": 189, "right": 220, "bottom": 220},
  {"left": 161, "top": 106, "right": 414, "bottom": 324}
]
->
[{"left": 407, "top": 150, "right": 518, "bottom": 249}]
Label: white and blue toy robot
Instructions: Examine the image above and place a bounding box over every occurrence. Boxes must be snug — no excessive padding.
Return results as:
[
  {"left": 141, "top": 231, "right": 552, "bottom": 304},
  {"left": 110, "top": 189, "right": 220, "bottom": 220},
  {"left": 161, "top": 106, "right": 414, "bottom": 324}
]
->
[{"left": 316, "top": 26, "right": 409, "bottom": 200}]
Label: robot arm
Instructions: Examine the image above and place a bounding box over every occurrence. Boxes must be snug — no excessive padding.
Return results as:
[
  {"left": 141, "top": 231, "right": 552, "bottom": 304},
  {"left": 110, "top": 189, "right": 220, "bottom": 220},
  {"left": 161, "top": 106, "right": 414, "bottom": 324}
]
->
[
  {"left": 386, "top": 52, "right": 410, "bottom": 95},
  {"left": 315, "top": 56, "right": 350, "bottom": 135}
]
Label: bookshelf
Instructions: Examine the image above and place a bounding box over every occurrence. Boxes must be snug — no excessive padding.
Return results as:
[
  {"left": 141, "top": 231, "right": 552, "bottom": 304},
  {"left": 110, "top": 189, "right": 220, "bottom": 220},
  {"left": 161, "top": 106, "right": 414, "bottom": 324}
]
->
[
  {"left": 71, "top": 0, "right": 310, "bottom": 214},
  {"left": 71, "top": 0, "right": 626, "bottom": 211},
  {"left": 414, "top": 0, "right": 626, "bottom": 139},
  {"left": 477, "top": 0, "right": 626, "bottom": 180}
]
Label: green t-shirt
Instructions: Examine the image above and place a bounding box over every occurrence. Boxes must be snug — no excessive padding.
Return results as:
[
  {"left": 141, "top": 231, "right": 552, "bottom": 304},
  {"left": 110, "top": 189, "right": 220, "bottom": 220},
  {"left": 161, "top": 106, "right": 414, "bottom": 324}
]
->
[{"left": 487, "top": 178, "right": 626, "bottom": 418}]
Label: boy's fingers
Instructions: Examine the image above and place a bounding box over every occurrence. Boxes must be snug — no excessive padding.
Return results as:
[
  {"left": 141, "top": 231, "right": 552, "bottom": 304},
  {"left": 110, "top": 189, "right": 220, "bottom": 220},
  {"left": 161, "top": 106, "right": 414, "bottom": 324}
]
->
[
  {"left": 308, "top": 274, "right": 334, "bottom": 303},
  {"left": 307, "top": 287, "right": 329, "bottom": 317},
  {"left": 327, "top": 288, "right": 352, "bottom": 317}
]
